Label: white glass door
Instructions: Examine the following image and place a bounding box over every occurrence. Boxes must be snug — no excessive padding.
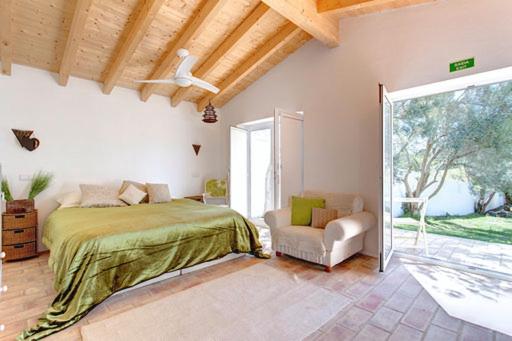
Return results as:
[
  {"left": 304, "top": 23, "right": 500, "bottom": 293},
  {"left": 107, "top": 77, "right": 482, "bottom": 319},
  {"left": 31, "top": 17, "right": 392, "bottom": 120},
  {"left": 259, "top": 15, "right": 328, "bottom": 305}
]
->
[
  {"left": 380, "top": 84, "right": 394, "bottom": 272},
  {"left": 230, "top": 126, "right": 249, "bottom": 216},
  {"left": 250, "top": 128, "right": 273, "bottom": 218},
  {"left": 274, "top": 108, "right": 304, "bottom": 209}
]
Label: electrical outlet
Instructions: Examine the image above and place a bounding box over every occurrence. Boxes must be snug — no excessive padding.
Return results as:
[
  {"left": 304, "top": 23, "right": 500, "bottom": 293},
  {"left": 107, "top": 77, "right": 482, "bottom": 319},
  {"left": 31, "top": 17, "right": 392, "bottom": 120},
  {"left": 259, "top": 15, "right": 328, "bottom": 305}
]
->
[{"left": 19, "top": 174, "right": 32, "bottom": 181}]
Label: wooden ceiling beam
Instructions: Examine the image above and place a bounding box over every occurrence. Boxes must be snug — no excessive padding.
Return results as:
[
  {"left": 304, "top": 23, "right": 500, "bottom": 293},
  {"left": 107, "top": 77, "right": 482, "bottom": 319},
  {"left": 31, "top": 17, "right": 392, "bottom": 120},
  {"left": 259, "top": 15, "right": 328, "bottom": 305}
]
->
[
  {"left": 140, "top": 0, "right": 228, "bottom": 102},
  {"left": 196, "top": 22, "right": 302, "bottom": 112},
  {"left": 261, "top": 0, "right": 339, "bottom": 48},
  {"left": 317, "top": 0, "right": 436, "bottom": 15},
  {"left": 102, "top": 0, "right": 167, "bottom": 95},
  {"left": 0, "top": 0, "right": 13, "bottom": 75},
  {"left": 171, "top": 3, "right": 270, "bottom": 107},
  {"left": 58, "top": 0, "right": 94, "bottom": 86}
]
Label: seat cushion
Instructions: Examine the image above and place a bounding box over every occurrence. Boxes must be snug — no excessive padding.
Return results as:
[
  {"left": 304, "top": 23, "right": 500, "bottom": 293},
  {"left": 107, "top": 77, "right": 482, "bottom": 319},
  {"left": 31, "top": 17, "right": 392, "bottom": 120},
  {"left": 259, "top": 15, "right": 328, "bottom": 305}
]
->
[{"left": 275, "top": 225, "right": 326, "bottom": 255}]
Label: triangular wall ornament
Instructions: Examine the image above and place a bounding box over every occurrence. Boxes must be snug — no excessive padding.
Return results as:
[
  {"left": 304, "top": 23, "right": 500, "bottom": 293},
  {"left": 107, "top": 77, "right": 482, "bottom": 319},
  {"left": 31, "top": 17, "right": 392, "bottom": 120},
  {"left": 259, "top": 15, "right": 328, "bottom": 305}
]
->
[
  {"left": 192, "top": 144, "right": 201, "bottom": 156},
  {"left": 12, "top": 129, "right": 40, "bottom": 151}
]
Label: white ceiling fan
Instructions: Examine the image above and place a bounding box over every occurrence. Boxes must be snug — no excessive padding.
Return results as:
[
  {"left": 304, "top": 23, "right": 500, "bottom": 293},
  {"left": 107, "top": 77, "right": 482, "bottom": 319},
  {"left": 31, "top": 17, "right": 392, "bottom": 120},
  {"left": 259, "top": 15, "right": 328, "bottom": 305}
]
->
[{"left": 134, "top": 49, "right": 219, "bottom": 94}]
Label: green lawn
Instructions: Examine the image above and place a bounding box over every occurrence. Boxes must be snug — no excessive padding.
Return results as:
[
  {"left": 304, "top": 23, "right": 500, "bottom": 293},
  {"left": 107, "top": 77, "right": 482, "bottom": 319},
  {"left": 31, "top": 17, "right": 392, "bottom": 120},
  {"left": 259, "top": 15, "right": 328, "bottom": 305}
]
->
[{"left": 394, "top": 214, "right": 512, "bottom": 245}]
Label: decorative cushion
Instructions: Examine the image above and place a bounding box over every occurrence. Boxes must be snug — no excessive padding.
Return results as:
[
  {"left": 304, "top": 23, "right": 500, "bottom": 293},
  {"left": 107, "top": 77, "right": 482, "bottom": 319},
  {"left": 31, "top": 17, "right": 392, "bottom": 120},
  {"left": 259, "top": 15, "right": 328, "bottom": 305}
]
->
[
  {"left": 146, "top": 183, "right": 172, "bottom": 204},
  {"left": 80, "top": 185, "right": 127, "bottom": 208},
  {"left": 311, "top": 208, "right": 338, "bottom": 229},
  {"left": 56, "top": 191, "right": 82, "bottom": 209},
  {"left": 119, "top": 184, "right": 147, "bottom": 206},
  {"left": 302, "top": 191, "right": 364, "bottom": 218},
  {"left": 291, "top": 196, "right": 325, "bottom": 226},
  {"left": 119, "top": 180, "right": 148, "bottom": 203}
]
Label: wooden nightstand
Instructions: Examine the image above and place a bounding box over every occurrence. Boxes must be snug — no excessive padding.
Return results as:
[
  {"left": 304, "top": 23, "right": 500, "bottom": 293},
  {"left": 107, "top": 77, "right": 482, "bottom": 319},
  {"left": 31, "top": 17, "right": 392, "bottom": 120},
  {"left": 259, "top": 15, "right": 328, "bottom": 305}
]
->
[
  {"left": 2, "top": 210, "right": 38, "bottom": 261},
  {"left": 184, "top": 195, "right": 205, "bottom": 203}
]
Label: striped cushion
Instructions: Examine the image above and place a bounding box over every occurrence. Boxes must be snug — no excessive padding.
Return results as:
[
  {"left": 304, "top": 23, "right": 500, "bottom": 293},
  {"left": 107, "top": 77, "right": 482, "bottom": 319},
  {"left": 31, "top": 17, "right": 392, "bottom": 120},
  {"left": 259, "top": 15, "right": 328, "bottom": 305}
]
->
[{"left": 311, "top": 208, "right": 338, "bottom": 229}]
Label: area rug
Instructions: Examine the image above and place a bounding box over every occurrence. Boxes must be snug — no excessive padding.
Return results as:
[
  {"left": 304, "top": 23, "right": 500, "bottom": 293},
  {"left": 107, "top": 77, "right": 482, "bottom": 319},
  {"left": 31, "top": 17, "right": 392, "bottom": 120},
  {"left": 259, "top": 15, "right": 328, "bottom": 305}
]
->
[
  {"left": 81, "top": 263, "right": 351, "bottom": 341},
  {"left": 404, "top": 260, "right": 512, "bottom": 336}
]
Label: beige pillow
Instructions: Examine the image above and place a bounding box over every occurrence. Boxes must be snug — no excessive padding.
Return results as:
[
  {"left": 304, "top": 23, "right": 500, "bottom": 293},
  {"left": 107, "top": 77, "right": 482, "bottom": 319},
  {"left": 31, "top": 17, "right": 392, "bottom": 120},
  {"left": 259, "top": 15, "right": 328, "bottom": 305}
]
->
[
  {"left": 146, "top": 183, "right": 171, "bottom": 204},
  {"left": 311, "top": 207, "right": 338, "bottom": 229},
  {"left": 56, "top": 191, "right": 82, "bottom": 209},
  {"left": 80, "top": 184, "right": 127, "bottom": 208},
  {"left": 119, "top": 180, "right": 148, "bottom": 203},
  {"left": 119, "top": 184, "right": 147, "bottom": 205}
]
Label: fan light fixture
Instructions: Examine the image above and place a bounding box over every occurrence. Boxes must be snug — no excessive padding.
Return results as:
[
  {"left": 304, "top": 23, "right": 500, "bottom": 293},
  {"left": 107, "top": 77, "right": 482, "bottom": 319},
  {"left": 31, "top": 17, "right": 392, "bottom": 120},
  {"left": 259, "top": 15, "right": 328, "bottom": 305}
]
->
[{"left": 202, "top": 101, "right": 218, "bottom": 123}]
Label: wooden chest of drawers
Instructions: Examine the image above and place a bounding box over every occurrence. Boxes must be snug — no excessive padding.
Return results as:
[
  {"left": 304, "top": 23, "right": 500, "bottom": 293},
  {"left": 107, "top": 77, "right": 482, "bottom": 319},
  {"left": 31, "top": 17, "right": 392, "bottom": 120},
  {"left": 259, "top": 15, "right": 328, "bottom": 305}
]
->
[{"left": 2, "top": 210, "right": 38, "bottom": 261}]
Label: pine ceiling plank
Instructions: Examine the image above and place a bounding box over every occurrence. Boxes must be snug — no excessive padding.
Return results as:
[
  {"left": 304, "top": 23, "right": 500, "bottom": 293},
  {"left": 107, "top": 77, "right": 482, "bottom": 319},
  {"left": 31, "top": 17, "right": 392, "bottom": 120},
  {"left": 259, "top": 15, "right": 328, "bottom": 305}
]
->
[
  {"left": 261, "top": 0, "right": 339, "bottom": 48},
  {"left": 196, "top": 22, "right": 301, "bottom": 111},
  {"left": 0, "top": 0, "right": 13, "bottom": 75},
  {"left": 317, "top": 0, "right": 436, "bottom": 16},
  {"left": 102, "top": 0, "right": 167, "bottom": 94},
  {"left": 58, "top": 0, "right": 94, "bottom": 86},
  {"left": 170, "top": 2, "right": 270, "bottom": 107},
  {"left": 140, "top": 0, "right": 229, "bottom": 102}
]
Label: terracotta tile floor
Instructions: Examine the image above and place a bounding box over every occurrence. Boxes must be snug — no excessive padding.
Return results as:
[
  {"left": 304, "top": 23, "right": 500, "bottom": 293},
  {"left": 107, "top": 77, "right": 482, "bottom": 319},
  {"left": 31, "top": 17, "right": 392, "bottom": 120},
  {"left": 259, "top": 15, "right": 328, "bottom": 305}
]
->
[
  {"left": 0, "top": 226, "right": 510, "bottom": 341},
  {"left": 394, "top": 227, "right": 512, "bottom": 275}
]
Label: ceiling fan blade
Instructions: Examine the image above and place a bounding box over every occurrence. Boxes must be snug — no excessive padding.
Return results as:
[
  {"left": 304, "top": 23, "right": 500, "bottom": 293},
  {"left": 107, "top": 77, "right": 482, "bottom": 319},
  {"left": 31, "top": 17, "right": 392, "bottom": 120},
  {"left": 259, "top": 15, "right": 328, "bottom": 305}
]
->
[
  {"left": 134, "top": 79, "right": 176, "bottom": 84},
  {"left": 189, "top": 76, "right": 220, "bottom": 94},
  {"left": 176, "top": 55, "right": 198, "bottom": 77}
]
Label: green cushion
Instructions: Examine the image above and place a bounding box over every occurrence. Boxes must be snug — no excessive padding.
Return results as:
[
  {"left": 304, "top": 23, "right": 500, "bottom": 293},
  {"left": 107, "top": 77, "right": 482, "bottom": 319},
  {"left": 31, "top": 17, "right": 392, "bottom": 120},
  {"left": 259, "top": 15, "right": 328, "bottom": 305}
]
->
[{"left": 291, "top": 196, "right": 325, "bottom": 226}]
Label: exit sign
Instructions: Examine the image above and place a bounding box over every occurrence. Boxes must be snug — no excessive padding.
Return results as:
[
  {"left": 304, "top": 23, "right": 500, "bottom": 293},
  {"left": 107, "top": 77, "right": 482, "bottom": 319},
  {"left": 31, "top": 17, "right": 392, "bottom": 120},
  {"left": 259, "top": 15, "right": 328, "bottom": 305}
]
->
[{"left": 450, "top": 58, "right": 475, "bottom": 72}]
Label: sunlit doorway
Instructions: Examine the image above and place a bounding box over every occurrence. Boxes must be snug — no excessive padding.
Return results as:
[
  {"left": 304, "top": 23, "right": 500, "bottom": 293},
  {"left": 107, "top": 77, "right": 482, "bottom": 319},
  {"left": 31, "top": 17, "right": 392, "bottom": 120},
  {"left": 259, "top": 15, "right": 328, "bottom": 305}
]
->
[{"left": 230, "top": 118, "right": 274, "bottom": 219}]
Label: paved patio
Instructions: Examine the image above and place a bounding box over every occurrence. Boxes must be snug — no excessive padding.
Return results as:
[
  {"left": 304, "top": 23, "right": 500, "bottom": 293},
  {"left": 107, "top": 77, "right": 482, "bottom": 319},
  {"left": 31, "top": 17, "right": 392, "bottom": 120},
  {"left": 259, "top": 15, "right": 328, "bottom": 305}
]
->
[{"left": 394, "top": 219, "right": 512, "bottom": 276}]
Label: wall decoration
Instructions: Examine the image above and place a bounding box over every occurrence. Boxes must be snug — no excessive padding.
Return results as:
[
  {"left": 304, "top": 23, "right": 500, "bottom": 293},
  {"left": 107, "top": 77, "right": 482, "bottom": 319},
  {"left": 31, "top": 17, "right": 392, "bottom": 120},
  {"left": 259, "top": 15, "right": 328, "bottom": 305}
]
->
[
  {"left": 192, "top": 144, "right": 201, "bottom": 156},
  {"left": 12, "top": 129, "right": 40, "bottom": 151},
  {"left": 202, "top": 101, "right": 218, "bottom": 123}
]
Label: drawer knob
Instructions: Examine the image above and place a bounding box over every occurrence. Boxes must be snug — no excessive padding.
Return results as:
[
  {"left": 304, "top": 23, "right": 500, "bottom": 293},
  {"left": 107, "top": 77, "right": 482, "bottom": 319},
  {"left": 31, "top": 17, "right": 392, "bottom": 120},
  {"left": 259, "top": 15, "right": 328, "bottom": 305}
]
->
[
  {"left": 0, "top": 285, "right": 7, "bottom": 293},
  {"left": 0, "top": 252, "right": 5, "bottom": 259},
  {"left": 14, "top": 244, "right": 24, "bottom": 249},
  {"left": 13, "top": 229, "right": 24, "bottom": 234},
  {"left": 14, "top": 214, "right": 26, "bottom": 219}
]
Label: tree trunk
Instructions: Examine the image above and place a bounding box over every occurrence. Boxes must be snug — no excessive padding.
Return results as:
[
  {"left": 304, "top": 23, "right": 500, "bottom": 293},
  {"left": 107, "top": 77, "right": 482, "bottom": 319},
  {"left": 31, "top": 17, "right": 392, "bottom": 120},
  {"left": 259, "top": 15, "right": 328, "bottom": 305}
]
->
[{"left": 476, "top": 191, "right": 496, "bottom": 214}]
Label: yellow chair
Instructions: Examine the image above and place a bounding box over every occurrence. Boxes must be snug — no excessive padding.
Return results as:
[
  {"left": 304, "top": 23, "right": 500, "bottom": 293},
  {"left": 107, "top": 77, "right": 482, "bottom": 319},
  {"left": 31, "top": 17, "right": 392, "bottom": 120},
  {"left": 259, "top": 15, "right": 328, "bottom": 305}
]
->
[{"left": 203, "top": 179, "right": 228, "bottom": 206}]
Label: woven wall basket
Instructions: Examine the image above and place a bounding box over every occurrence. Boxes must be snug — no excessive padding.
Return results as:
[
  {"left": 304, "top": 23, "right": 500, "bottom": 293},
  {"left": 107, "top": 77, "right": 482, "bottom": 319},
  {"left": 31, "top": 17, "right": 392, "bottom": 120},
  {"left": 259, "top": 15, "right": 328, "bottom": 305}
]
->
[{"left": 6, "top": 199, "right": 35, "bottom": 214}]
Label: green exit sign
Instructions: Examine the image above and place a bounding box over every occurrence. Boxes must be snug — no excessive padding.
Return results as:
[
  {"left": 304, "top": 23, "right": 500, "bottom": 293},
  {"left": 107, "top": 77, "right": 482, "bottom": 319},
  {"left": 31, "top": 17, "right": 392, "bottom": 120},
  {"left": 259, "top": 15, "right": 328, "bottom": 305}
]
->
[{"left": 450, "top": 58, "right": 475, "bottom": 72}]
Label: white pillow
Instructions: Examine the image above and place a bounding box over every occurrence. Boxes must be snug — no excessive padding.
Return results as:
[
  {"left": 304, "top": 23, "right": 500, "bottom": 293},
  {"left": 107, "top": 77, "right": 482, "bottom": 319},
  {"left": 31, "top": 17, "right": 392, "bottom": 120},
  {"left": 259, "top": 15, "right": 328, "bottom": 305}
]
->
[
  {"left": 80, "top": 184, "right": 127, "bottom": 208},
  {"left": 119, "top": 184, "right": 147, "bottom": 206},
  {"left": 56, "top": 191, "right": 82, "bottom": 209}
]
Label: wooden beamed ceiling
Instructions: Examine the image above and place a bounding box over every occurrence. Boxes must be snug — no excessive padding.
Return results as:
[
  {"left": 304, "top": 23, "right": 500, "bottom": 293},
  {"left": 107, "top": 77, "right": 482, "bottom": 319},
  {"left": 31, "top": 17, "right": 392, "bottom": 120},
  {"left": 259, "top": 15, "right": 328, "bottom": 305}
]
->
[
  {"left": 0, "top": 0, "right": 13, "bottom": 75},
  {"left": 316, "top": 0, "right": 437, "bottom": 17},
  {"left": 4, "top": 0, "right": 436, "bottom": 109}
]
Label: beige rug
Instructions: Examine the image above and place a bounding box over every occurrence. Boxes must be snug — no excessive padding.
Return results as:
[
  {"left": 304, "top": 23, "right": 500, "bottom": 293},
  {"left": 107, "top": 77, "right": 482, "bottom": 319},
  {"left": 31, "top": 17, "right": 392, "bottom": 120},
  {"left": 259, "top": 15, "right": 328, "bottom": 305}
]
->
[
  {"left": 405, "top": 261, "right": 512, "bottom": 336},
  {"left": 82, "top": 263, "right": 351, "bottom": 341}
]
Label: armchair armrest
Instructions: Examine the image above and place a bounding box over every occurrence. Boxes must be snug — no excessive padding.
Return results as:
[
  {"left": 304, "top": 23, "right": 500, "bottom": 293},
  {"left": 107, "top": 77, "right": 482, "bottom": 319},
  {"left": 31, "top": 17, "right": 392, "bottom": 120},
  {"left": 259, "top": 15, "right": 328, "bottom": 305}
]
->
[
  {"left": 264, "top": 208, "right": 292, "bottom": 230},
  {"left": 324, "top": 212, "right": 376, "bottom": 251}
]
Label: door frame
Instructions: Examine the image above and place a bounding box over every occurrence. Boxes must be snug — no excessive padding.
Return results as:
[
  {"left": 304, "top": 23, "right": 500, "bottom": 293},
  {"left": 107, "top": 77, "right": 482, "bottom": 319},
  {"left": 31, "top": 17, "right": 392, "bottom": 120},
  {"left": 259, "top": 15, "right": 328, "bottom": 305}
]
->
[
  {"left": 229, "top": 125, "right": 250, "bottom": 216},
  {"left": 274, "top": 108, "right": 304, "bottom": 209},
  {"left": 379, "top": 84, "right": 395, "bottom": 272}
]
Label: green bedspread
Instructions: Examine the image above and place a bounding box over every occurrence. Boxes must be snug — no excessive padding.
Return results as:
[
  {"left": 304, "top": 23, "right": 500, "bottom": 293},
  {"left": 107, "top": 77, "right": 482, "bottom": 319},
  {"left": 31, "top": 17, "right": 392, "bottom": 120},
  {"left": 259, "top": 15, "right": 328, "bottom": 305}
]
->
[{"left": 19, "top": 199, "right": 268, "bottom": 340}]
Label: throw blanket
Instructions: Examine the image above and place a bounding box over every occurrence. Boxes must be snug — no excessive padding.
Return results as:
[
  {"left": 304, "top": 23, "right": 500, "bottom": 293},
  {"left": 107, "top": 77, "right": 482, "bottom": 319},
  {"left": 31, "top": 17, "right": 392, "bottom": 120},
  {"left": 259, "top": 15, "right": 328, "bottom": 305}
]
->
[{"left": 19, "top": 199, "right": 268, "bottom": 340}]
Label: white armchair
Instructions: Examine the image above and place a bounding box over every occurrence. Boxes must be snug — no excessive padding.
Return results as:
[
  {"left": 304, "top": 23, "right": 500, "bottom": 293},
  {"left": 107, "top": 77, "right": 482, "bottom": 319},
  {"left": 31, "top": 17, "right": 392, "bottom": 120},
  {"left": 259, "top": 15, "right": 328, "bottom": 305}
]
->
[{"left": 264, "top": 191, "right": 376, "bottom": 272}]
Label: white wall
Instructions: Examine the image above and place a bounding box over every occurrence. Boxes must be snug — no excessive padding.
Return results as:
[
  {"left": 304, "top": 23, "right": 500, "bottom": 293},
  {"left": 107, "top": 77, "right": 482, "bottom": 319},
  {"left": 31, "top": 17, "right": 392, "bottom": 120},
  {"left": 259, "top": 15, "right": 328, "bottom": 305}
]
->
[
  {"left": 1, "top": 65, "right": 223, "bottom": 250},
  {"left": 219, "top": 0, "right": 512, "bottom": 257},
  {"left": 392, "top": 179, "right": 506, "bottom": 217}
]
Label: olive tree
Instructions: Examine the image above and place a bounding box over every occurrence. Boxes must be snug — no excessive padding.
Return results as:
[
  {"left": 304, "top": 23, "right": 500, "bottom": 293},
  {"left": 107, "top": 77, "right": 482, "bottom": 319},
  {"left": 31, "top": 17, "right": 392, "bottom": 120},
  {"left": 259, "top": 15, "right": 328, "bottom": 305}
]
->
[{"left": 393, "top": 81, "right": 512, "bottom": 213}]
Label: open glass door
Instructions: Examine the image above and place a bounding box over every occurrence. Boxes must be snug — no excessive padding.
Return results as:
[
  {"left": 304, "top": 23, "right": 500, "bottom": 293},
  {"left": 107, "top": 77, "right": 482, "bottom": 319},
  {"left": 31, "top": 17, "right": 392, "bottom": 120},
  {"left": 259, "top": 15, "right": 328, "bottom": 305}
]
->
[
  {"left": 274, "top": 108, "right": 304, "bottom": 209},
  {"left": 230, "top": 126, "right": 249, "bottom": 216},
  {"left": 380, "top": 84, "right": 394, "bottom": 272}
]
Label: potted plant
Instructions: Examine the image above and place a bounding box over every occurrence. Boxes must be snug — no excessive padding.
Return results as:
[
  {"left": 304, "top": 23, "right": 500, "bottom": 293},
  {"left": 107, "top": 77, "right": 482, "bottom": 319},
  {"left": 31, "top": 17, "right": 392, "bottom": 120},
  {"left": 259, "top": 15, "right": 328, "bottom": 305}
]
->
[{"left": 2, "top": 171, "right": 53, "bottom": 213}]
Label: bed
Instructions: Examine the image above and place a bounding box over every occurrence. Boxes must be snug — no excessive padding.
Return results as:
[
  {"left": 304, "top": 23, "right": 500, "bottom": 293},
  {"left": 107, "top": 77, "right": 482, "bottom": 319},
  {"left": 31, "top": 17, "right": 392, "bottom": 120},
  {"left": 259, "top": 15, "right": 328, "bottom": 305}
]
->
[{"left": 20, "top": 199, "right": 267, "bottom": 340}]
